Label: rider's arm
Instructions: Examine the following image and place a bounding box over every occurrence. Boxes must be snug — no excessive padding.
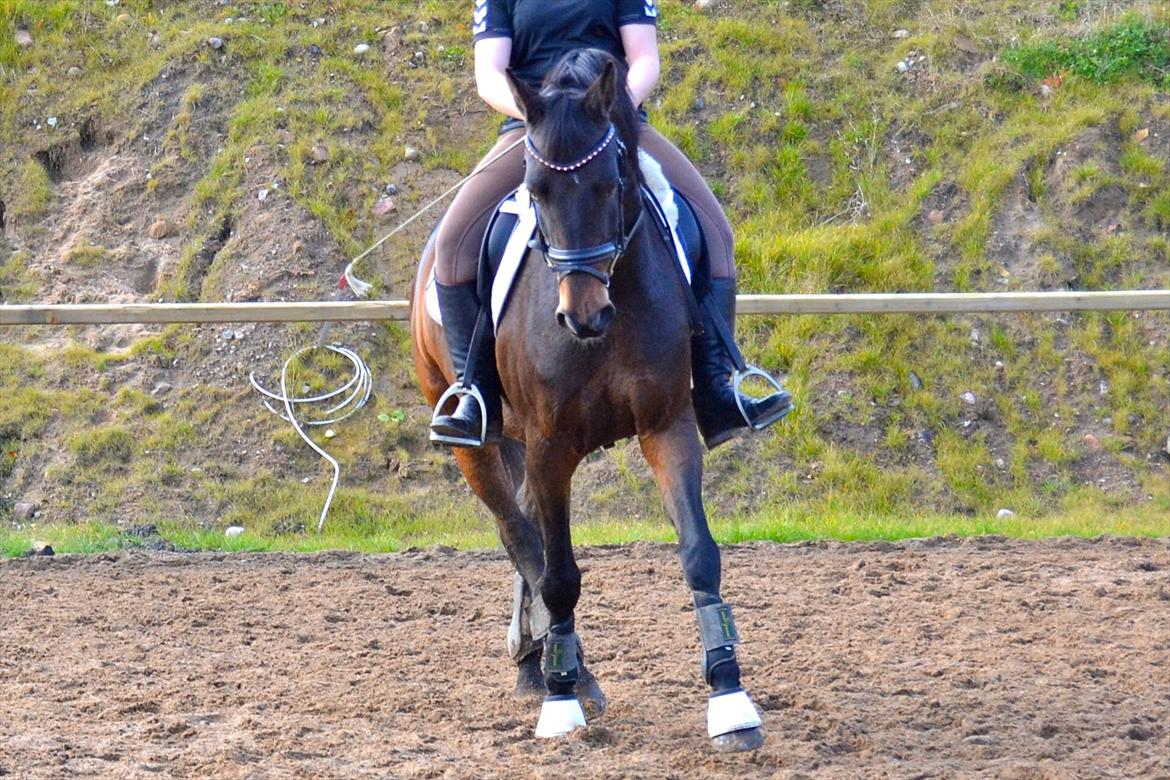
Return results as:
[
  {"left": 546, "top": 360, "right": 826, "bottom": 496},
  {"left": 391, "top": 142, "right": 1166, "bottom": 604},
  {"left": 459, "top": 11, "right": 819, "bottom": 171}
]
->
[
  {"left": 620, "top": 23, "right": 660, "bottom": 107},
  {"left": 474, "top": 37, "right": 525, "bottom": 120}
]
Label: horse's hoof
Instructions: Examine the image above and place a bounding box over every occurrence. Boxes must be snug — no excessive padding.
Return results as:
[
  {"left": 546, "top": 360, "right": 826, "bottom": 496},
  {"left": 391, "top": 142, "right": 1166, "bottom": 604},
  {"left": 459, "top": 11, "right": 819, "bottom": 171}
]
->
[
  {"left": 711, "top": 726, "right": 765, "bottom": 753},
  {"left": 514, "top": 653, "right": 546, "bottom": 700},
  {"left": 575, "top": 667, "right": 607, "bottom": 717},
  {"left": 534, "top": 695, "right": 586, "bottom": 738},
  {"left": 707, "top": 688, "right": 762, "bottom": 752}
]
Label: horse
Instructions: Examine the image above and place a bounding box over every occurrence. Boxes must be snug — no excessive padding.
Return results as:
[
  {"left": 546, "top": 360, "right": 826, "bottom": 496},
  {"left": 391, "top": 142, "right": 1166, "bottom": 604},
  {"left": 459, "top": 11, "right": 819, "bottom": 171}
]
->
[{"left": 410, "top": 48, "right": 764, "bottom": 752}]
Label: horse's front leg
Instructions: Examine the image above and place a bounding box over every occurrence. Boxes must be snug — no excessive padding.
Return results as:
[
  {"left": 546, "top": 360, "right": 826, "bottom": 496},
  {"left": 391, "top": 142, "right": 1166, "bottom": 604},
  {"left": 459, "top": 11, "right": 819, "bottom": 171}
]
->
[
  {"left": 638, "top": 418, "right": 765, "bottom": 753},
  {"left": 523, "top": 439, "right": 601, "bottom": 737},
  {"left": 450, "top": 444, "right": 550, "bottom": 695}
]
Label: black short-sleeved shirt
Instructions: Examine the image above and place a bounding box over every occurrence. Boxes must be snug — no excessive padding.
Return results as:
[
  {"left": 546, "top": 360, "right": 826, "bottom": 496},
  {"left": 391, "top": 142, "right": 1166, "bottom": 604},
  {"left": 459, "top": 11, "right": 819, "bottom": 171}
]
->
[{"left": 472, "top": 0, "right": 658, "bottom": 89}]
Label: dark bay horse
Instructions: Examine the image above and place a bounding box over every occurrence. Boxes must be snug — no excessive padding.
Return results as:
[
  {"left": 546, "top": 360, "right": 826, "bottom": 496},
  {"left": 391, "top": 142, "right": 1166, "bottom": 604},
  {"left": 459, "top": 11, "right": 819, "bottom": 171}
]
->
[{"left": 410, "top": 49, "right": 763, "bottom": 752}]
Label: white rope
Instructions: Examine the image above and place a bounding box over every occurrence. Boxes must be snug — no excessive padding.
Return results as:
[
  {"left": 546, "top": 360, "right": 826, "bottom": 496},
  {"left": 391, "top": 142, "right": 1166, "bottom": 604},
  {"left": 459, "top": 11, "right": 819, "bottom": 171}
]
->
[
  {"left": 249, "top": 344, "right": 372, "bottom": 533},
  {"left": 343, "top": 135, "right": 525, "bottom": 297},
  {"left": 249, "top": 134, "right": 524, "bottom": 532}
]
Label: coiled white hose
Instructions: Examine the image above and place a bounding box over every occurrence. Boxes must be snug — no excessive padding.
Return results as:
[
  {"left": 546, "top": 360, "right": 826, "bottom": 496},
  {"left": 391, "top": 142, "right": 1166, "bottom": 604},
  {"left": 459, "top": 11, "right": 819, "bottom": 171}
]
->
[{"left": 249, "top": 344, "right": 372, "bottom": 533}]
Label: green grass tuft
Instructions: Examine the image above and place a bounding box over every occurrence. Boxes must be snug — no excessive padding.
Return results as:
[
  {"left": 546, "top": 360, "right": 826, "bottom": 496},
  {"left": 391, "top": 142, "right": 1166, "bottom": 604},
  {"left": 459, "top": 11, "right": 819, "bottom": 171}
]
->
[{"left": 1003, "top": 16, "right": 1170, "bottom": 85}]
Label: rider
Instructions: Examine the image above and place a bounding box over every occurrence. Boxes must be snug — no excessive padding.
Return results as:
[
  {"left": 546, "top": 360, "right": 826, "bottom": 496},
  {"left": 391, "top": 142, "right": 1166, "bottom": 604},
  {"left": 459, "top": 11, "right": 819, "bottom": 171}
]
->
[{"left": 429, "top": 0, "right": 793, "bottom": 449}]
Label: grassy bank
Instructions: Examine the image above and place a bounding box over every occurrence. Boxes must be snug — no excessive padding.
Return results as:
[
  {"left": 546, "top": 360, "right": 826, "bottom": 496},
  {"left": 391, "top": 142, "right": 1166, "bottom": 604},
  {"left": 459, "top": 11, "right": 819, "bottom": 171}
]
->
[
  {"left": 4, "top": 487, "right": 1167, "bottom": 557},
  {"left": 2, "top": 1, "right": 1168, "bottom": 538}
]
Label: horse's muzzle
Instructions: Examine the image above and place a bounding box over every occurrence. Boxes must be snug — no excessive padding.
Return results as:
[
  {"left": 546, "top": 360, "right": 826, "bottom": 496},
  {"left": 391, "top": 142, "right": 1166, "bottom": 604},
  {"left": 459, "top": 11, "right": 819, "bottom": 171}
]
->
[{"left": 557, "top": 303, "right": 615, "bottom": 340}]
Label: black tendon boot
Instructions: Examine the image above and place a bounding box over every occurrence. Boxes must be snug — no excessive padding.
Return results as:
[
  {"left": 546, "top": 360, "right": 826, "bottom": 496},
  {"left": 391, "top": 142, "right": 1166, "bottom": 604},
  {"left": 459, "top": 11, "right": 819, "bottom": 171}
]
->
[
  {"left": 692, "top": 277, "right": 793, "bottom": 450},
  {"left": 429, "top": 280, "right": 502, "bottom": 447}
]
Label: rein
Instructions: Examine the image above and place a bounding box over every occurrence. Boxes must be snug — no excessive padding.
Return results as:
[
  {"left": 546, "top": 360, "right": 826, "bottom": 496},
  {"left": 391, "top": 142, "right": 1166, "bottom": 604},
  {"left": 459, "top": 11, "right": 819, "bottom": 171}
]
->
[{"left": 525, "top": 123, "right": 644, "bottom": 287}]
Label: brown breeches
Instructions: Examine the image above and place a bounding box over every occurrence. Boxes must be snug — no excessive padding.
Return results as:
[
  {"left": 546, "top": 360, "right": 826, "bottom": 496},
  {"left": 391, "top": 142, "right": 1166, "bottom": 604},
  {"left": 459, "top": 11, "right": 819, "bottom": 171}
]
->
[{"left": 433, "top": 124, "right": 736, "bottom": 285}]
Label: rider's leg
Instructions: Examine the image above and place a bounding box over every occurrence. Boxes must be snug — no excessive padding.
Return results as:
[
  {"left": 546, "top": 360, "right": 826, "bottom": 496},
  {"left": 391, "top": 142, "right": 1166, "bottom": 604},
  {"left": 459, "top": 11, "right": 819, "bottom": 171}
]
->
[
  {"left": 638, "top": 125, "right": 793, "bottom": 449},
  {"left": 431, "top": 128, "right": 526, "bottom": 446}
]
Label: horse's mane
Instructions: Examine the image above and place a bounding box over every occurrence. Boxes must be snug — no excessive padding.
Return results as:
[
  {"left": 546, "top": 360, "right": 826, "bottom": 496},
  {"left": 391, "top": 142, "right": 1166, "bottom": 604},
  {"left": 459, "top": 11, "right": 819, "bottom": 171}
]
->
[{"left": 540, "top": 48, "right": 640, "bottom": 172}]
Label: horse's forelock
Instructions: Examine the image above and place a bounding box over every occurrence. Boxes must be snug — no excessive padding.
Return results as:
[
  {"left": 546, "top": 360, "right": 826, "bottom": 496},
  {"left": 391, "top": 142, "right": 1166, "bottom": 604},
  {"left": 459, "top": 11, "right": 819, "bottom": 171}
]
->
[{"left": 536, "top": 49, "right": 639, "bottom": 166}]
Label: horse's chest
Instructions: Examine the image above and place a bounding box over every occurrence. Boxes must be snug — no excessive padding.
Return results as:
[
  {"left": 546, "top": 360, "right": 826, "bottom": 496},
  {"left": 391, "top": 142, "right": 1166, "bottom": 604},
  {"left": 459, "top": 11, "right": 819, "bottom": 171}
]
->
[{"left": 500, "top": 315, "right": 687, "bottom": 443}]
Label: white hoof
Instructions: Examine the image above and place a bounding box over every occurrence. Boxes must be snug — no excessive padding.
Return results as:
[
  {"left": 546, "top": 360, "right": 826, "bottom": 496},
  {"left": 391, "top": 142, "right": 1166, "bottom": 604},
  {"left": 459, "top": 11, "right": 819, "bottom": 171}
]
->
[
  {"left": 707, "top": 688, "right": 762, "bottom": 738},
  {"left": 535, "top": 695, "right": 586, "bottom": 738}
]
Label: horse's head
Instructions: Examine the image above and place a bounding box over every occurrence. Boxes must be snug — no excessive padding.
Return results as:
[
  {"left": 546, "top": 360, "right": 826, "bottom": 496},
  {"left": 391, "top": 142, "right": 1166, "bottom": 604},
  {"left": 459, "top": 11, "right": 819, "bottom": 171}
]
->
[{"left": 507, "top": 49, "right": 640, "bottom": 340}]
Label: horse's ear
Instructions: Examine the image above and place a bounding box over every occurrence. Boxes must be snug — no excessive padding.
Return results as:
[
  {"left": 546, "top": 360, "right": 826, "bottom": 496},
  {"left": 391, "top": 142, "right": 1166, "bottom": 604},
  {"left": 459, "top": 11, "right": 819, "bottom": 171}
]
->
[
  {"left": 583, "top": 59, "right": 617, "bottom": 121},
  {"left": 506, "top": 68, "right": 544, "bottom": 125}
]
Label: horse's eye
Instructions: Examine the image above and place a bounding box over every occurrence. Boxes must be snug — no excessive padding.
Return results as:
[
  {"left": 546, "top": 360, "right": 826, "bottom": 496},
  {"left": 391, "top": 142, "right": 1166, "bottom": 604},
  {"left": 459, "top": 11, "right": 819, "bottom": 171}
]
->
[{"left": 593, "top": 180, "right": 617, "bottom": 197}]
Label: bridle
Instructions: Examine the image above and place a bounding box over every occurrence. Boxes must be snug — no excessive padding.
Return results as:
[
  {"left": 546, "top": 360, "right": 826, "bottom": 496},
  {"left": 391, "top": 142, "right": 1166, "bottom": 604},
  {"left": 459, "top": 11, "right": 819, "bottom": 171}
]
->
[{"left": 525, "top": 122, "right": 644, "bottom": 287}]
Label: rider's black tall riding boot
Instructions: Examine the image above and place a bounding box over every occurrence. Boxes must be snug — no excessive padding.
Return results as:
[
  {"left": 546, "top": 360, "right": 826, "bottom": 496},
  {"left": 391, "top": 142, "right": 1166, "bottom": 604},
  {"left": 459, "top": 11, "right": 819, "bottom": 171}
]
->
[
  {"left": 429, "top": 280, "right": 502, "bottom": 447},
  {"left": 691, "top": 277, "right": 793, "bottom": 450}
]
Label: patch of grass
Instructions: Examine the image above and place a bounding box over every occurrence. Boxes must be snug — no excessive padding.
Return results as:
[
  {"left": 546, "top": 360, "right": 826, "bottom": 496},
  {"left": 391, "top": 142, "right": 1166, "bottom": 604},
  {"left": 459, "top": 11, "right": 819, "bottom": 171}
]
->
[
  {"left": 68, "top": 426, "right": 135, "bottom": 467},
  {"left": 11, "top": 158, "right": 53, "bottom": 221},
  {"left": 1144, "top": 189, "right": 1170, "bottom": 229},
  {"left": 4, "top": 494, "right": 1167, "bottom": 558},
  {"left": 0, "top": 248, "right": 38, "bottom": 300},
  {"left": 64, "top": 244, "right": 109, "bottom": 267},
  {"left": 1002, "top": 17, "right": 1170, "bottom": 86}
]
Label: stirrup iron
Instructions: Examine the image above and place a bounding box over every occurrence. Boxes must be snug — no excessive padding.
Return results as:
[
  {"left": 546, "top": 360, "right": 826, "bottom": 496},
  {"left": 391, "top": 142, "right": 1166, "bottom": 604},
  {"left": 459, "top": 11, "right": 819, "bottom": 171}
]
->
[
  {"left": 428, "top": 382, "right": 489, "bottom": 447},
  {"left": 732, "top": 366, "right": 794, "bottom": 430}
]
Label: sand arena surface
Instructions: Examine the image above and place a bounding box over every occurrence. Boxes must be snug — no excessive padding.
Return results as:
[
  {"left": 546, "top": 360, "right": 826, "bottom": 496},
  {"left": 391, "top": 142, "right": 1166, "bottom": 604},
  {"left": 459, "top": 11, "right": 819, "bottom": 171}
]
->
[{"left": 1, "top": 536, "right": 1168, "bottom": 779}]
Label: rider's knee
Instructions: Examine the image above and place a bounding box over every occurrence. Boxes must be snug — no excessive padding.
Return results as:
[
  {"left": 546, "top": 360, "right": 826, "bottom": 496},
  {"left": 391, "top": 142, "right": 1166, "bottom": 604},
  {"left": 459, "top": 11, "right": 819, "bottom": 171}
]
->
[{"left": 434, "top": 219, "right": 477, "bottom": 286}]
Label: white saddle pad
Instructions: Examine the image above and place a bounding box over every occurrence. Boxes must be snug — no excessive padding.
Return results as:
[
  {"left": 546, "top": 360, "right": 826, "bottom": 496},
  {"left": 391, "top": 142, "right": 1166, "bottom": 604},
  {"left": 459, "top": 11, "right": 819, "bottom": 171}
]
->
[{"left": 425, "top": 150, "right": 691, "bottom": 330}]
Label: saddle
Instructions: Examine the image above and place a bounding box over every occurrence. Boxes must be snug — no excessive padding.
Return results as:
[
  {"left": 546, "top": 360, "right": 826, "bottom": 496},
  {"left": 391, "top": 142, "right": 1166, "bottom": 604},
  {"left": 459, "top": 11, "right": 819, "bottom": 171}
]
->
[{"left": 425, "top": 151, "right": 706, "bottom": 331}]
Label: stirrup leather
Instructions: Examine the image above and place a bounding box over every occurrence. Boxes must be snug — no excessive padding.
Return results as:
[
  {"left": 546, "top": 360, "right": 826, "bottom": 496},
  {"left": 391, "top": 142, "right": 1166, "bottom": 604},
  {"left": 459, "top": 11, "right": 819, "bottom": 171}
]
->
[
  {"left": 428, "top": 382, "right": 489, "bottom": 447},
  {"left": 732, "top": 366, "right": 794, "bottom": 430}
]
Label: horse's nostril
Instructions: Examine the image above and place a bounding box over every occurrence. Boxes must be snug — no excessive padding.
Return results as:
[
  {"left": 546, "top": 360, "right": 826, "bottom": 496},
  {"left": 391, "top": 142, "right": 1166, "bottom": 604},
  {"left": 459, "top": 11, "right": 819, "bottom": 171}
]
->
[
  {"left": 556, "top": 311, "right": 568, "bottom": 330},
  {"left": 593, "top": 304, "right": 615, "bottom": 333}
]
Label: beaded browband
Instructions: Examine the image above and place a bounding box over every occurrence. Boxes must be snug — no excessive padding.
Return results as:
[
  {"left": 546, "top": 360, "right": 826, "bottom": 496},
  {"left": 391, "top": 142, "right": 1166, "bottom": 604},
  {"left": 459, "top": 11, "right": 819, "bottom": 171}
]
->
[{"left": 524, "top": 124, "right": 618, "bottom": 172}]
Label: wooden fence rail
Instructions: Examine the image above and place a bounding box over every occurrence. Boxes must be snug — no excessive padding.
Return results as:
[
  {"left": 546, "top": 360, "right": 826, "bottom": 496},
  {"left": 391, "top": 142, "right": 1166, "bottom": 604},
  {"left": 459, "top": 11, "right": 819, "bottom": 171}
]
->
[{"left": 2, "top": 291, "right": 1167, "bottom": 326}]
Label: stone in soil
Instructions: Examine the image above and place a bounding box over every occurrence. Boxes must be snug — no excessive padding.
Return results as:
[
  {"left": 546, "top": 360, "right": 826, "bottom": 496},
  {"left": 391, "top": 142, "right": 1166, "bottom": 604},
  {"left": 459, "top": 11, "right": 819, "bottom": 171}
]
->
[
  {"left": 21, "top": 542, "right": 54, "bottom": 557},
  {"left": 13, "top": 502, "right": 38, "bottom": 521},
  {"left": 373, "top": 197, "right": 396, "bottom": 218},
  {"left": 148, "top": 219, "right": 175, "bottom": 239}
]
